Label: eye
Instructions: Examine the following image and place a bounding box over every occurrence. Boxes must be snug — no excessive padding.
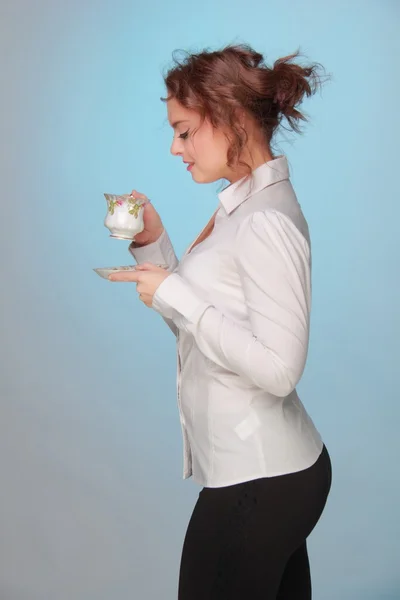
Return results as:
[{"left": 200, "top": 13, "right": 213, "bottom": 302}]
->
[{"left": 179, "top": 129, "right": 189, "bottom": 140}]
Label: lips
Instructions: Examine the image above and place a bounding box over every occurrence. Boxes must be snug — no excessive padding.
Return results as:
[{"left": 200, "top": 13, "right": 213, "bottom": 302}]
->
[{"left": 184, "top": 161, "right": 194, "bottom": 171}]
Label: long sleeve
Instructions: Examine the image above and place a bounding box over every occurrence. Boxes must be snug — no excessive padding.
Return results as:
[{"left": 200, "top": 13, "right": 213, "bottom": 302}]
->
[
  {"left": 129, "top": 228, "right": 180, "bottom": 336},
  {"left": 152, "top": 210, "right": 312, "bottom": 397}
]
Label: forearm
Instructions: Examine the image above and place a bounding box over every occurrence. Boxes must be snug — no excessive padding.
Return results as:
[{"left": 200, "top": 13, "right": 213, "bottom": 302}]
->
[
  {"left": 128, "top": 228, "right": 179, "bottom": 272},
  {"left": 153, "top": 274, "right": 308, "bottom": 396},
  {"left": 129, "top": 228, "right": 180, "bottom": 336}
]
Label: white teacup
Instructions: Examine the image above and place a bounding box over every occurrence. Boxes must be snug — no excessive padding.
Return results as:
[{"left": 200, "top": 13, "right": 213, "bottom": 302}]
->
[{"left": 104, "top": 193, "right": 146, "bottom": 240}]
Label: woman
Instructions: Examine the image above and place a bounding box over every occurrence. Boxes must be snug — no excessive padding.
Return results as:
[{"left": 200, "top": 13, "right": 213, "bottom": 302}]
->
[{"left": 110, "top": 44, "right": 332, "bottom": 600}]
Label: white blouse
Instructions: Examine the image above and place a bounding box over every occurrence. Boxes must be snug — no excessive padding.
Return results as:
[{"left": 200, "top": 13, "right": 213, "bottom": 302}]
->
[{"left": 129, "top": 156, "right": 324, "bottom": 488}]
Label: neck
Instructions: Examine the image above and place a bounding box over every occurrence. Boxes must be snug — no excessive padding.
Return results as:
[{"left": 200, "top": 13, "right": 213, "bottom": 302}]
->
[{"left": 226, "top": 145, "right": 274, "bottom": 184}]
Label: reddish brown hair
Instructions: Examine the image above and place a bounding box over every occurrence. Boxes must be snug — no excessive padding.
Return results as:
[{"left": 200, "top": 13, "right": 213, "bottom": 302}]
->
[{"left": 162, "top": 44, "right": 328, "bottom": 174}]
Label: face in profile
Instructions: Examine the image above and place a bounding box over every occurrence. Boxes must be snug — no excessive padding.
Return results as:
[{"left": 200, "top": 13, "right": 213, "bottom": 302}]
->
[{"left": 167, "top": 97, "right": 232, "bottom": 184}]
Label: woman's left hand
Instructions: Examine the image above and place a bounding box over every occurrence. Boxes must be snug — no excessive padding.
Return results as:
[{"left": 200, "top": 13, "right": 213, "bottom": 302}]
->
[{"left": 108, "top": 262, "right": 171, "bottom": 308}]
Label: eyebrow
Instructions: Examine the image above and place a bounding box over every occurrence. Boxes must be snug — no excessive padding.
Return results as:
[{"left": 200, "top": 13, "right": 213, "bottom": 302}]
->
[{"left": 170, "top": 119, "right": 189, "bottom": 129}]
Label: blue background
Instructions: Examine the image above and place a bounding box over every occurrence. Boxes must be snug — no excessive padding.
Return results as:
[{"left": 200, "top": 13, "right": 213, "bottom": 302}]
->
[{"left": 1, "top": 0, "right": 399, "bottom": 598}]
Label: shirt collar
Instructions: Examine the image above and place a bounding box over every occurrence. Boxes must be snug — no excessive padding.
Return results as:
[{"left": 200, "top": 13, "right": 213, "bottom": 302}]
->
[{"left": 217, "top": 155, "right": 290, "bottom": 215}]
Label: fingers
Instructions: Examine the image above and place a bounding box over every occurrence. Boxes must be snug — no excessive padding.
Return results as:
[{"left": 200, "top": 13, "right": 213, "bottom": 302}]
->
[
  {"left": 138, "top": 293, "right": 152, "bottom": 306},
  {"left": 108, "top": 271, "right": 141, "bottom": 282},
  {"left": 130, "top": 189, "right": 150, "bottom": 203},
  {"left": 108, "top": 263, "right": 160, "bottom": 280},
  {"left": 135, "top": 262, "right": 160, "bottom": 271},
  {"left": 108, "top": 269, "right": 153, "bottom": 307}
]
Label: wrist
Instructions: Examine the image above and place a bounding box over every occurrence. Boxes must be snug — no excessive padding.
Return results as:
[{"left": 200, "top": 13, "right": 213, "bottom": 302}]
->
[
  {"left": 148, "top": 227, "right": 165, "bottom": 244},
  {"left": 133, "top": 227, "right": 164, "bottom": 247}
]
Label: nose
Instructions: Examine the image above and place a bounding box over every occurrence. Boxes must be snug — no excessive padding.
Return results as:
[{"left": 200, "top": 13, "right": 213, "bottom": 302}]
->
[{"left": 170, "top": 136, "right": 183, "bottom": 157}]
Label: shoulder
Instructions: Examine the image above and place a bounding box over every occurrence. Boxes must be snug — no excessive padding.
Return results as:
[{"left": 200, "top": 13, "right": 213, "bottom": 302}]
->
[
  {"left": 234, "top": 179, "right": 311, "bottom": 244},
  {"left": 234, "top": 209, "right": 311, "bottom": 264}
]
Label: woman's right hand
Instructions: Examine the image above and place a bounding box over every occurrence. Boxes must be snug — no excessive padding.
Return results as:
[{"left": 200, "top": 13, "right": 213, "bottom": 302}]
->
[{"left": 130, "top": 190, "right": 164, "bottom": 246}]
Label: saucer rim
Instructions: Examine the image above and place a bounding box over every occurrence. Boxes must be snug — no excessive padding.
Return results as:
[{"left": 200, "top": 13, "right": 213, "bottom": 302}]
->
[{"left": 93, "top": 263, "right": 169, "bottom": 274}]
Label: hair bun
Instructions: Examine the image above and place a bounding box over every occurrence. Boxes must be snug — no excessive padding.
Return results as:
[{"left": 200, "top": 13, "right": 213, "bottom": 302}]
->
[
  {"left": 272, "top": 56, "right": 311, "bottom": 112},
  {"left": 273, "top": 75, "right": 293, "bottom": 110}
]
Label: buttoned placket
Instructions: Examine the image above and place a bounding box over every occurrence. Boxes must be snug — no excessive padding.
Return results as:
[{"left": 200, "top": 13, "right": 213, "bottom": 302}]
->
[
  {"left": 176, "top": 331, "right": 192, "bottom": 478},
  {"left": 175, "top": 208, "right": 220, "bottom": 479}
]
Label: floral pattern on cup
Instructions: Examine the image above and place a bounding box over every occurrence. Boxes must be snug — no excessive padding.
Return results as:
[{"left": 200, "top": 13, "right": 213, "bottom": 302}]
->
[
  {"left": 105, "top": 194, "right": 145, "bottom": 217},
  {"left": 127, "top": 196, "right": 142, "bottom": 218}
]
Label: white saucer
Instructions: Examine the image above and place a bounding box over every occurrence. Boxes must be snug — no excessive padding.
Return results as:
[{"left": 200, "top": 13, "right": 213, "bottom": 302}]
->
[{"left": 93, "top": 264, "right": 168, "bottom": 279}]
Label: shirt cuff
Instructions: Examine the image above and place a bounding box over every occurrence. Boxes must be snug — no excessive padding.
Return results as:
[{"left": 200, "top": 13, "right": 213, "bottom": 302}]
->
[
  {"left": 152, "top": 273, "right": 211, "bottom": 324},
  {"left": 128, "top": 228, "right": 178, "bottom": 270}
]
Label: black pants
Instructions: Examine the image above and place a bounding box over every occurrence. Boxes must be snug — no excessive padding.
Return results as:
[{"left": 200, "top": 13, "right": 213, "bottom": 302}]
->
[{"left": 178, "top": 445, "right": 332, "bottom": 599}]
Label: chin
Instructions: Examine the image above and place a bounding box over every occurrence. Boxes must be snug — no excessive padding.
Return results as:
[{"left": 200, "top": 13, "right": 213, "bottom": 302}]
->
[{"left": 191, "top": 169, "right": 221, "bottom": 184}]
